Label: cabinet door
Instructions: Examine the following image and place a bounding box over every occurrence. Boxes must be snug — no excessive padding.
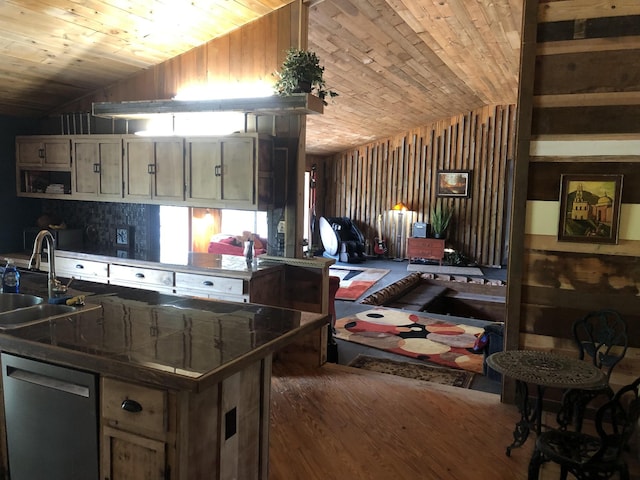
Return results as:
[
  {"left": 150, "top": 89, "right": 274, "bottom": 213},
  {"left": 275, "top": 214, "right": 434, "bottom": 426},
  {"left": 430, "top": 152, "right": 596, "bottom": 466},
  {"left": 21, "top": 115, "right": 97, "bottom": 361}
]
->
[
  {"left": 152, "top": 137, "right": 185, "bottom": 202},
  {"left": 102, "top": 426, "right": 167, "bottom": 480},
  {"left": 220, "top": 137, "right": 254, "bottom": 204},
  {"left": 124, "top": 138, "right": 154, "bottom": 200},
  {"left": 16, "top": 136, "right": 71, "bottom": 167},
  {"left": 185, "top": 137, "right": 222, "bottom": 202},
  {"left": 73, "top": 137, "right": 123, "bottom": 198},
  {"left": 125, "top": 137, "right": 184, "bottom": 202}
]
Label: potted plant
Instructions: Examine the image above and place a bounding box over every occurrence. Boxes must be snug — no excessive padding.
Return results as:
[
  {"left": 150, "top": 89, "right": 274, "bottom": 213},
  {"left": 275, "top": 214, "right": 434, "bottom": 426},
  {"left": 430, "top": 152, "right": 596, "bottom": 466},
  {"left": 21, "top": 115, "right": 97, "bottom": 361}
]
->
[
  {"left": 431, "top": 204, "right": 453, "bottom": 239},
  {"left": 273, "top": 48, "right": 338, "bottom": 105}
]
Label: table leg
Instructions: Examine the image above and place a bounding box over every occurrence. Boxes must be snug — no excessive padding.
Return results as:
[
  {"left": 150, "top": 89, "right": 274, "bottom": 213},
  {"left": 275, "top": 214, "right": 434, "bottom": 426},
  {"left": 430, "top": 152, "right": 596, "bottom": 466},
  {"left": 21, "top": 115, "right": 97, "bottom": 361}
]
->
[{"left": 505, "top": 381, "right": 546, "bottom": 456}]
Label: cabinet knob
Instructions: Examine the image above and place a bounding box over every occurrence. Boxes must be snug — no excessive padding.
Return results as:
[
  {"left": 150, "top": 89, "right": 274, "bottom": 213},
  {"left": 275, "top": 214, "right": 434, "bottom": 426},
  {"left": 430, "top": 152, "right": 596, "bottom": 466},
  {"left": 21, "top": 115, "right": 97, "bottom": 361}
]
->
[
  {"left": 203, "top": 280, "right": 214, "bottom": 286},
  {"left": 135, "top": 273, "right": 145, "bottom": 279},
  {"left": 121, "top": 399, "right": 143, "bottom": 413},
  {"left": 75, "top": 264, "right": 85, "bottom": 269}
]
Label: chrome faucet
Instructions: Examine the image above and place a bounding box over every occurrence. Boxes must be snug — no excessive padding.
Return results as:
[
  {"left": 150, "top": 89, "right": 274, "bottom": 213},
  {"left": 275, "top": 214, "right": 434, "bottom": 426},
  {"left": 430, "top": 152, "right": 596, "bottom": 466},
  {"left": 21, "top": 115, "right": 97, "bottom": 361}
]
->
[{"left": 28, "top": 230, "right": 66, "bottom": 299}]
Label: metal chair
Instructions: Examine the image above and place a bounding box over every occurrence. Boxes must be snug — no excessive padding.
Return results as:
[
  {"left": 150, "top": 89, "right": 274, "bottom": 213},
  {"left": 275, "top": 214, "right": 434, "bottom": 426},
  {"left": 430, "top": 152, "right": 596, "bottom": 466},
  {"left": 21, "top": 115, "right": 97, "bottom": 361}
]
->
[
  {"left": 556, "top": 309, "right": 628, "bottom": 432},
  {"left": 529, "top": 376, "right": 640, "bottom": 480}
]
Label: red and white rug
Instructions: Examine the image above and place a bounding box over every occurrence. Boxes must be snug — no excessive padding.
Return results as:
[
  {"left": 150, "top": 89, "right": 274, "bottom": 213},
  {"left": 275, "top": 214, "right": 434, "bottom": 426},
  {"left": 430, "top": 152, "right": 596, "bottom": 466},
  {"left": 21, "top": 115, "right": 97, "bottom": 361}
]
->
[
  {"left": 330, "top": 266, "right": 390, "bottom": 301},
  {"left": 335, "top": 307, "right": 485, "bottom": 373}
]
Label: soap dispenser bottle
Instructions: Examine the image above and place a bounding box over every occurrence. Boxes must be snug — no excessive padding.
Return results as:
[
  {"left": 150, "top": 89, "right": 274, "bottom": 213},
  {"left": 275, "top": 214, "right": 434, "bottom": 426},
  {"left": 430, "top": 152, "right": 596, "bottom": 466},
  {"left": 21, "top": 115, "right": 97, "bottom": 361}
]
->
[{"left": 2, "top": 259, "right": 20, "bottom": 294}]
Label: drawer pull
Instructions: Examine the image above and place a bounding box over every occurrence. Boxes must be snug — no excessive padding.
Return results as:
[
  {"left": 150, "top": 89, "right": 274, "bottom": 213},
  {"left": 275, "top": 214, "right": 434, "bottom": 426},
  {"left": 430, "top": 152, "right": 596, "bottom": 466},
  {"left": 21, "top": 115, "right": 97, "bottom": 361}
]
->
[
  {"left": 203, "top": 280, "right": 214, "bottom": 286},
  {"left": 121, "top": 399, "right": 143, "bottom": 413},
  {"left": 135, "top": 273, "right": 145, "bottom": 279},
  {"left": 75, "top": 264, "right": 85, "bottom": 269}
]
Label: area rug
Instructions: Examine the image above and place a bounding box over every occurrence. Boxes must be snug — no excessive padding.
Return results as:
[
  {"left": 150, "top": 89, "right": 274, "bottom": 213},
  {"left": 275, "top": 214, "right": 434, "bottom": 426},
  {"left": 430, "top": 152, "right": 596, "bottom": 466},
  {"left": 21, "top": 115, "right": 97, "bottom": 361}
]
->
[
  {"left": 348, "top": 354, "right": 475, "bottom": 388},
  {"left": 330, "top": 266, "right": 390, "bottom": 301},
  {"left": 335, "top": 307, "right": 485, "bottom": 373}
]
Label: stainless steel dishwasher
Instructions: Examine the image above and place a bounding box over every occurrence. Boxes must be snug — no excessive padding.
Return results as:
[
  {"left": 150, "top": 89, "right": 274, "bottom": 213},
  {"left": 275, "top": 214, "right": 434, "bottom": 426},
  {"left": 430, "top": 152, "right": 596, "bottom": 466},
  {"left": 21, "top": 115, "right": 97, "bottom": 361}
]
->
[{"left": 2, "top": 352, "right": 99, "bottom": 479}]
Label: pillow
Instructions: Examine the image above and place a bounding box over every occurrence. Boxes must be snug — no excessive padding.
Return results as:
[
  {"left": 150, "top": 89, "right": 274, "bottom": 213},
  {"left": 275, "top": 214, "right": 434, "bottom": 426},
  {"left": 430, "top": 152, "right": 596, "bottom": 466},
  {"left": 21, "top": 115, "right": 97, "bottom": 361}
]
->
[{"left": 217, "top": 236, "right": 239, "bottom": 246}]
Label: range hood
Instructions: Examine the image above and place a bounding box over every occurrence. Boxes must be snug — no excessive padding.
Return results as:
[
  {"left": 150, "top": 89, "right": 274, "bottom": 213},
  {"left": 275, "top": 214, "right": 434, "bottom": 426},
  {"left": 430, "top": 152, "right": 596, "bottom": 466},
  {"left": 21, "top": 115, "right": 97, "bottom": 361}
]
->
[{"left": 92, "top": 93, "right": 324, "bottom": 120}]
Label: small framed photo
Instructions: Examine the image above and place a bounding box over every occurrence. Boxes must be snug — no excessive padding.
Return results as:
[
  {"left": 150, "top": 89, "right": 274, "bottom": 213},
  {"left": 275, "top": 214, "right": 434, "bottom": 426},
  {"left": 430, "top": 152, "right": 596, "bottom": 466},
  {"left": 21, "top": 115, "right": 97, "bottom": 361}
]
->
[
  {"left": 558, "top": 174, "right": 623, "bottom": 244},
  {"left": 436, "top": 170, "right": 472, "bottom": 198},
  {"left": 115, "top": 225, "right": 133, "bottom": 247}
]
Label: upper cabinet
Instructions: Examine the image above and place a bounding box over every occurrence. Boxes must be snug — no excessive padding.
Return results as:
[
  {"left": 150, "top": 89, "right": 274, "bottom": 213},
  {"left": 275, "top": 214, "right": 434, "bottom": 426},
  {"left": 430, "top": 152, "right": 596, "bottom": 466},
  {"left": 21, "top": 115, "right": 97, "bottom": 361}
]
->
[
  {"left": 16, "top": 135, "right": 72, "bottom": 197},
  {"left": 15, "top": 133, "right": 275, "bottom": 210},
  {"left": 16, "top": 136, "right": 71, "bottom": 168},
  {"left": 123, "top": 137, "right": 185, "bottom": 203},
  {"left": 73, "top": 136, "right": 123, "bottom": 200},
  {"left": 185, "top": 133, "right": 273, "bottom": 210}
]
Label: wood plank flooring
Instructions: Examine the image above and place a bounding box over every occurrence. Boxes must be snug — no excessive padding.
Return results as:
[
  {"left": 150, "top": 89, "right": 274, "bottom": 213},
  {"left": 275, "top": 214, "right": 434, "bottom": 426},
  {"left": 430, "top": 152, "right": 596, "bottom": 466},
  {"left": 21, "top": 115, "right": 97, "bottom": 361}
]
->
[{"left": 269, "top": 361, "right": 640, "bottom": 480}]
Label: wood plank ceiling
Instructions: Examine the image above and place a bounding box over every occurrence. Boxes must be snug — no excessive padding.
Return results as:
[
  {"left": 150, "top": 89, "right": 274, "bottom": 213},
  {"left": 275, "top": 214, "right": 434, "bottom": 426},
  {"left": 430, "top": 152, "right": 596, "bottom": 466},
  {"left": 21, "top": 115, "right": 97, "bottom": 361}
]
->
[{"left": 0, "top": 0, "right": 523, "bottom": 155}]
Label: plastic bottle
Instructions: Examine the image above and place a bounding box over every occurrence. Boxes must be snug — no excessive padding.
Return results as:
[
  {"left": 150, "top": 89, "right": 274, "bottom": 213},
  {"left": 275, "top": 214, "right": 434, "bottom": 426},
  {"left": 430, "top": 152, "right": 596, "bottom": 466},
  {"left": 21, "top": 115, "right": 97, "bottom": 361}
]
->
[{"left": 2, "top": 259, "right": 20, "bottom": 294}]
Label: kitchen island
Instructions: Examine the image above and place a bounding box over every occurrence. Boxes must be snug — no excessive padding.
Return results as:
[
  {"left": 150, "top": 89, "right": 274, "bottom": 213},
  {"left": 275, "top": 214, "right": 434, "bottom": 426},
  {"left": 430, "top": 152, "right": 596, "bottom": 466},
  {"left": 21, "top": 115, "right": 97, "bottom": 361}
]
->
[{"left": 0, "top": 272, "right": 329, "bottom": 479}]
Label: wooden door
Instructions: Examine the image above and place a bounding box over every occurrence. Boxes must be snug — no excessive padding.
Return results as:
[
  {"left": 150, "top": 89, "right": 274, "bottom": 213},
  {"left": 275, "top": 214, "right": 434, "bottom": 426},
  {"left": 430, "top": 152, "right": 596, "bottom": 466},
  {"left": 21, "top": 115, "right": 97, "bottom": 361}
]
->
[
  {"left": 219, "top": 137, "right": 255, "bottom": 205},
  {"left": 102, "top": 426, "right": 166, "bottom": 480},
  {"left": 73, "top": 140, "right": 99, "bottom": 195},
  {"left": 124, "top": 138, "right": 153, "bottom": 200},
  {"left": 42, "top": 139, "right": 71, "bottom": 167},
  {"left": 98, "top": 139, "right": 123, "bottom": 198},
  {"left": 185, "top": 137, "right": 222, "bottom": 203},
  {"left": 73, "top": 137, "right": 122, "bottom": 198},
  {"left": 152, "top": 138, "right": 184, "bottom": 202}
]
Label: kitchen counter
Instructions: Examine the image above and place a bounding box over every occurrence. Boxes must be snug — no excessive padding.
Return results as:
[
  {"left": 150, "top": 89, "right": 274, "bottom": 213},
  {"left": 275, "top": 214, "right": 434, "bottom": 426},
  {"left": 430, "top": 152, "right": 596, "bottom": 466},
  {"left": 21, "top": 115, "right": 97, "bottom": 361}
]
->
[
  {"left": 0, "top": 271, "right": 330, "bottom": 479},
  {"left": 1, "top": 271, "right": 328, "bottom": 392}
]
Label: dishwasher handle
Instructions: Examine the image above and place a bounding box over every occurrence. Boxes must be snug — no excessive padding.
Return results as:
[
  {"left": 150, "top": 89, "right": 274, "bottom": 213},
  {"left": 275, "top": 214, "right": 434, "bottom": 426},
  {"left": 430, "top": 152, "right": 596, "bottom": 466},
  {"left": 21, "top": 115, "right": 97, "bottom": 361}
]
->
[{"left": 6, "top": 366, "right": 90, "bottom": 398}]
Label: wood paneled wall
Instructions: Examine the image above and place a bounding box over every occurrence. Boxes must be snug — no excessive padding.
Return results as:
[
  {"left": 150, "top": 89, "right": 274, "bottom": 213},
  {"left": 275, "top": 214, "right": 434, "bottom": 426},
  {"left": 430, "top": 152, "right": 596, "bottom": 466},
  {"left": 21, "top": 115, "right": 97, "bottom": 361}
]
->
[
  {"left": 322, "top": 104, "right": 516, "bottom": 267},
  {"left": 57, "top": 3, "right": 303, "bottom": 113},
  {"left": 509, "top": 0, "right": 640, "bottom": 393}
]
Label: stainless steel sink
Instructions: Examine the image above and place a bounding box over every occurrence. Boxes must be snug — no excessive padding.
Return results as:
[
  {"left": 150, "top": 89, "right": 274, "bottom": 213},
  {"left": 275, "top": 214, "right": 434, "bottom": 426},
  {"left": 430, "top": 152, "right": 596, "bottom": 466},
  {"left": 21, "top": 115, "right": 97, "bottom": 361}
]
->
[
  {"left": 0, "top": 294, "right": 44, "bottom": 313},
  {"left": 0, "top": 303, "right": 79, "bottom": 329}
]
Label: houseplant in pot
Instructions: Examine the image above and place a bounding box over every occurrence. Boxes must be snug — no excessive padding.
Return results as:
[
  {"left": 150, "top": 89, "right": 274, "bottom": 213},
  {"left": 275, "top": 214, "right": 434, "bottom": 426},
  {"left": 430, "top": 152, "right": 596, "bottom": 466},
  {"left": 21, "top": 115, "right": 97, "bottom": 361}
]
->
[
  {"left": 431, "top": 204, "right": 453, "bottom": 239},
  {"left": 273, "top": 48, "right": 338, "bottom": 105}
]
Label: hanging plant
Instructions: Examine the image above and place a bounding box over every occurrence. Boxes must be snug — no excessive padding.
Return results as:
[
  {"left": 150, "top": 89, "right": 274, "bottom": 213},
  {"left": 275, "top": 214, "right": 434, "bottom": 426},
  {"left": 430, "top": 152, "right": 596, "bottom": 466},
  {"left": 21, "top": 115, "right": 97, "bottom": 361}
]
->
[{"left": 273, "top": 48, "right": 338, "bottom": 105}]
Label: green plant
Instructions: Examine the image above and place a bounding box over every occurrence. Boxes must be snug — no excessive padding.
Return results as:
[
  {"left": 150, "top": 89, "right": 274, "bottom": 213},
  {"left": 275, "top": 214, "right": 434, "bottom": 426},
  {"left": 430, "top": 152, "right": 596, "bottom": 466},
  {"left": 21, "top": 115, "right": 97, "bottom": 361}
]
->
[
  {"left": 273, "top": 48, "right": 338, "bottom": 105},
  {"left": 431, "top": 204, "right": 453, "bottom": 237}
]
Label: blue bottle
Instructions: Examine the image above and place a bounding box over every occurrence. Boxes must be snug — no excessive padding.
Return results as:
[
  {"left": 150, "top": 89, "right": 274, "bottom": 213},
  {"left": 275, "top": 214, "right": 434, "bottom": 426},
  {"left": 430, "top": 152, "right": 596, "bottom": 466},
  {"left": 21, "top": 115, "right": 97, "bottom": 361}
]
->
[{"left": 2, "top": 260, "right": 20, "bottom": 294}]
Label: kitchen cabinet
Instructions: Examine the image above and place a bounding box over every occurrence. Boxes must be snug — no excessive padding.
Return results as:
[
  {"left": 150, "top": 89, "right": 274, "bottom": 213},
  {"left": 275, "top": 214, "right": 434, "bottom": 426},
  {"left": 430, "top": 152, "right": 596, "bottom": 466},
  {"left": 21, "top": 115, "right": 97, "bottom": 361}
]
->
[
  {"left": 56, "top": 256, "right": 109, "bottom": 284},
  {"left": 15, "top": 136, "right": 72, "bottom": 197},
  {"left": 174, "top": 271, "right": 247, "bottom": 302},
  {"left": 185, "top": 133, "right": 273, "bottom": 210},
  {"left": 72, "top": 135, "right": 123, "bottom": 200},
  {"left": 16, "top": 135, "right": 71, "bottom": 168},
  {"left": 124, "top": 137, "right": 185, "bottom": 203},
  {"left": 109, "top": 264, "right": 174, "bottom": 293},
  {"left": 101, "top": 378, "right": 171, "bottom": 480}
]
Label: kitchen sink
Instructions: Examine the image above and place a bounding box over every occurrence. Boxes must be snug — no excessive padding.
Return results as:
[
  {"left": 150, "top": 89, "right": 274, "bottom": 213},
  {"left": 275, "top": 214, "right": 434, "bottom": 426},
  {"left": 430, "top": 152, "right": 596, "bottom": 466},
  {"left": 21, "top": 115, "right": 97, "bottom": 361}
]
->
[
  {"left": 0, "top": 303, "right": 80, "bottom": 329},
  {"left": 0, "top": 294, "right": 44, "bottom": 313}
]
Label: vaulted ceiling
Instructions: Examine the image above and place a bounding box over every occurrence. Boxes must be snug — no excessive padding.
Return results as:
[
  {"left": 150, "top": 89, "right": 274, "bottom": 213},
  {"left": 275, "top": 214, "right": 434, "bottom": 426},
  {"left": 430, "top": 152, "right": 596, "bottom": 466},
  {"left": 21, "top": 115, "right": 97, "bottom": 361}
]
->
[{"left": 0, "top": 0, "right": 523, "bottom": 155}]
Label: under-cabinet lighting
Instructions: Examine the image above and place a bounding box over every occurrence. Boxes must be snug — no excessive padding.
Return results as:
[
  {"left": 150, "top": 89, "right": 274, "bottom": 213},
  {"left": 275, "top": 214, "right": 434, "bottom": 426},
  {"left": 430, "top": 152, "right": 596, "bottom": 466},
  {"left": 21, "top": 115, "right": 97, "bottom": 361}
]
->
[{"left": 135, "top": 111, "right": 246, "bottom": 136}]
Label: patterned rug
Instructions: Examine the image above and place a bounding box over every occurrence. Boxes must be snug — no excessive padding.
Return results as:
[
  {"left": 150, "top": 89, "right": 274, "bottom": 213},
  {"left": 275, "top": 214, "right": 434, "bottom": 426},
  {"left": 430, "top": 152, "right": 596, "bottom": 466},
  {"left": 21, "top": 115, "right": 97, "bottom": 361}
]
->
[
  {"left": 330, "top": 266, "right": 390, "bottom": 301},
  {"left": 335, "top": 307, "right": 485, "bottom": 373},
  {"left": 348, "top": 354, "right": 475, "bottom": 388}
]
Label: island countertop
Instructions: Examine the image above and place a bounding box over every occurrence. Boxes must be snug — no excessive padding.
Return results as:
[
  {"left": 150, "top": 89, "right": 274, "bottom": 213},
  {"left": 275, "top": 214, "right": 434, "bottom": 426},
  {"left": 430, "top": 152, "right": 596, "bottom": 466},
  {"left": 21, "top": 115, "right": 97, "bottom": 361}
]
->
[{"left": 0, "top": 272, "right": 329, "bottom": 393}]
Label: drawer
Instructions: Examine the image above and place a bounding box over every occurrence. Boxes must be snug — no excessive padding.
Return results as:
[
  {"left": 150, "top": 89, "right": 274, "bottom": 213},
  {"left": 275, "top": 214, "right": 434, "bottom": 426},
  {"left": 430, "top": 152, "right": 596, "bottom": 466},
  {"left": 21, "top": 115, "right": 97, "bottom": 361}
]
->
[
  {"left": 175, "top": 272, "right": 244, "bottom": 296},
  {"left": 56, "top": 257, "right": 108, "bottom": 281},
  {"left": 109, "top": 264, "right": 174, "bottom": 288},
  {"left": 102, "top": 378, "right": 167, "bottom": 435}
]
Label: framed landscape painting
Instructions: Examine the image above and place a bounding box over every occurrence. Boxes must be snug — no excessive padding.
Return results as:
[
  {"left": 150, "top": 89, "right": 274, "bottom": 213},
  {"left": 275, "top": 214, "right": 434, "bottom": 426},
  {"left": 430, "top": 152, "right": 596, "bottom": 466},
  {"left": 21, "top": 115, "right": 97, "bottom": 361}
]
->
[
  {"left": 558, "top": 174, "right": 623, "bottom": 244},
  {"left": 436, "top": 170, "right": 472, "bottom": 198}
]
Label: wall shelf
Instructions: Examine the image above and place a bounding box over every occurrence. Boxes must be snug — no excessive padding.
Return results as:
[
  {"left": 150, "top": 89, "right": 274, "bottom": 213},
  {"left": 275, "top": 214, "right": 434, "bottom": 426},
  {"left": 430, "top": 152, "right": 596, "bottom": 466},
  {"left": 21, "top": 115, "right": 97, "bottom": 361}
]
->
[{"left": 92, "top": 93, "right": 324, "bottom": 119}]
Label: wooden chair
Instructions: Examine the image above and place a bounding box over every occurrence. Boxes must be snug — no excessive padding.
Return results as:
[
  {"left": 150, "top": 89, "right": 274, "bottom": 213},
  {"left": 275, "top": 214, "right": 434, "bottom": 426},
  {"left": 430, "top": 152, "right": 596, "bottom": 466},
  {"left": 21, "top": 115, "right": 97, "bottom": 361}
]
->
[
  {"left": 529, "top": 376, "right": 640, "bottom": 480},
  {"left": 556, "top": 309, "right": 628, "bottom": 432}
]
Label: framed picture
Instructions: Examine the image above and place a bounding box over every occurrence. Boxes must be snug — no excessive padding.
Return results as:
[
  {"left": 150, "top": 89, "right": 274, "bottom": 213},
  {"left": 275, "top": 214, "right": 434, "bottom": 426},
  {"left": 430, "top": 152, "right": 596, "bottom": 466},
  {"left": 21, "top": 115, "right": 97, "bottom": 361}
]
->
[
  {"left": 558, "top": 174, "right": 623, "bottom": 244},
  {"left": 115, "top": 225, "right": 133, "bottom": 248},
  {"left": 436, "top": 170, "right": 472, "bottom": 198}
]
